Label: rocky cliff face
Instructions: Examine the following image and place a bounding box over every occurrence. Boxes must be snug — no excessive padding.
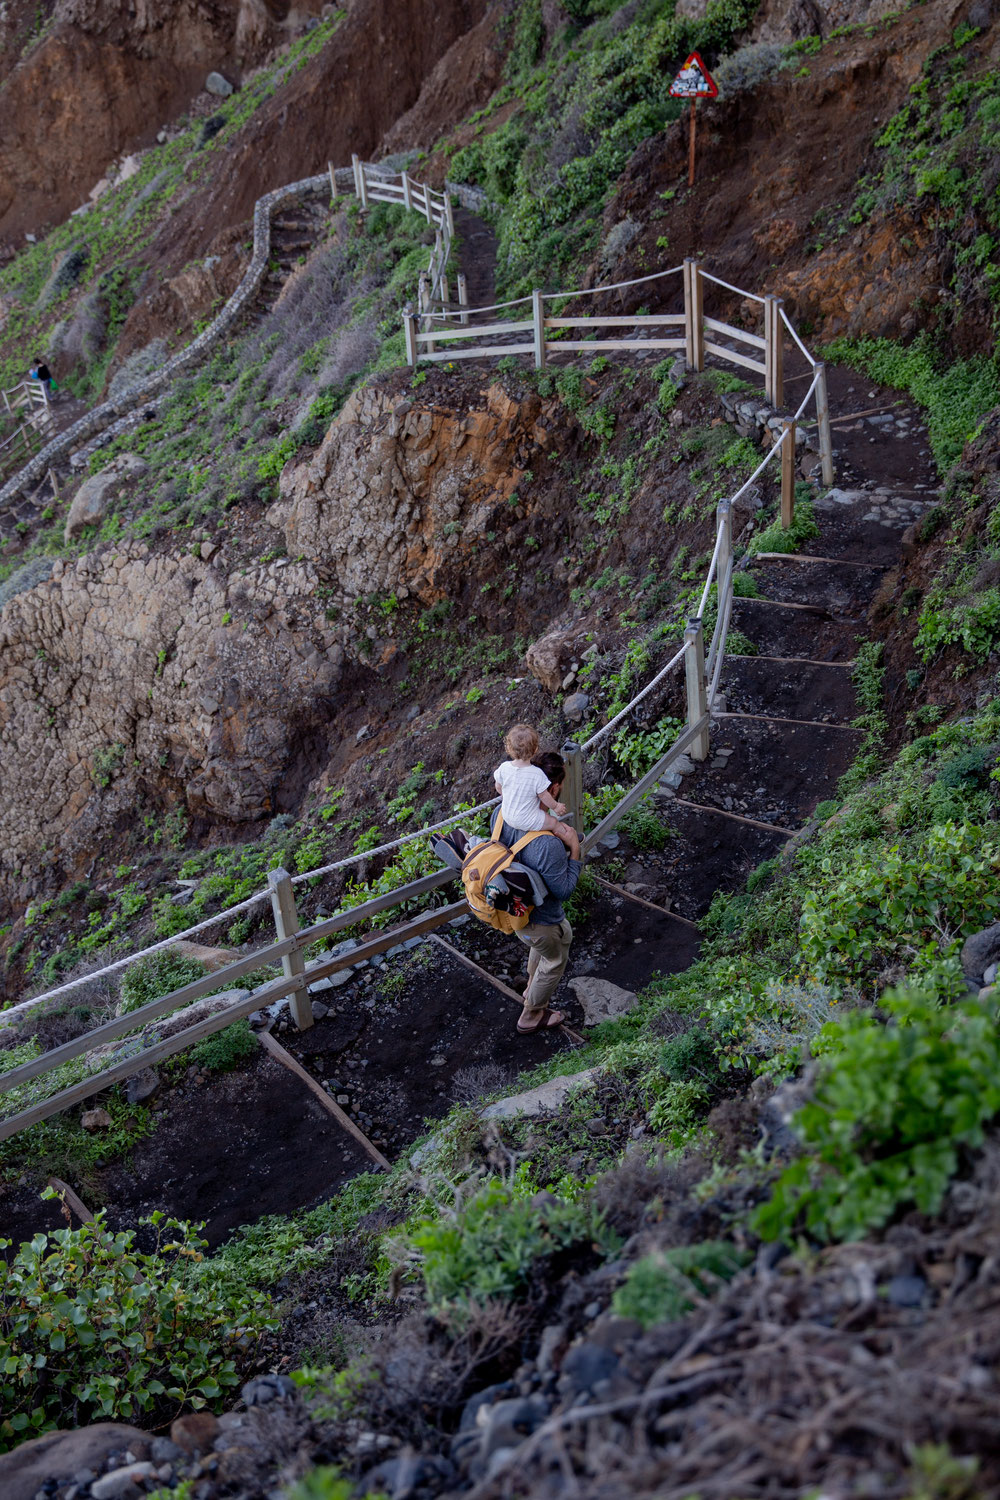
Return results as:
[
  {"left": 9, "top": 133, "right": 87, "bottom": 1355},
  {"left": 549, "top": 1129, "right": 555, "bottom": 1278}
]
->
[
  {"left": 268, "top": 381, "right": 557, "bottom": 603},
  {"left": 0, "top": 542, "right": 341, "bottom": 900}
]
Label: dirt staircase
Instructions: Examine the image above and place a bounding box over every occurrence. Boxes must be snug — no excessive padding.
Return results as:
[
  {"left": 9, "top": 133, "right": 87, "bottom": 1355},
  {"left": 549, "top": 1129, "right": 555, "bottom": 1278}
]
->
[{"left": 250, "top": 198, "right": 332, "bottom": 316}]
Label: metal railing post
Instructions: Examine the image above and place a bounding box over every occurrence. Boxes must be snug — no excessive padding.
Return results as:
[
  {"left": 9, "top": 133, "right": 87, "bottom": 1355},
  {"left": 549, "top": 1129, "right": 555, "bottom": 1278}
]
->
[
  {"left": 532, "top": 288, "right": 546, "bottom": 370},
  {"left": 268, "top": 868, "right": 313, "bottom": 1031},
  {"left": 684, "top": 618, "right": 710, "bottom": 761},
  {"left": 814, "top": 361, "right": 834, "bottom": 486},
  {"left": 560, "top": 740, "right": 584, "bottom": 837},
  {"left": 683, "top": 258, "right": 704, "bottom": 372},
  {"left": 781, "top": 420, "right": 796, "bottom": 529}
]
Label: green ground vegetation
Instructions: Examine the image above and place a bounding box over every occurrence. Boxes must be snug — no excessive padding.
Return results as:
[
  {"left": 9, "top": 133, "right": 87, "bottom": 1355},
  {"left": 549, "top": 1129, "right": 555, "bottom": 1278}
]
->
[{"left": 446, "top": 0, "right": 761, "bottom": 298}]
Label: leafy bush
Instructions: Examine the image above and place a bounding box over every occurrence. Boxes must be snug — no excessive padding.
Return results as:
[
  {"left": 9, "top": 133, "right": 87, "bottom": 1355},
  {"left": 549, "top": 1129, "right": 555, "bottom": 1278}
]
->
[
  {"left": 620, "top": 801, "right": 673, "bottom": 850},
  {"left": 0, "top": 1207, "right": 268, "bottom": 1450},
  {"left": 799, "top": 820, "right": 1000, "bottom": 991},
  {"left": 612, "top": 716, "right": 684, "bottom": 778},
  {"left": 119, "top": 951, "right": 208, "bottom": 1015},
  {"left": 611, "top": 1241, "right": 749, "bottom": 1328},
  {"left": 914, "top": 587, "right": 1000, "bottom": 665},
  {"left": 191, "top": 1019, "right": 258, "bottom": 1073},
  {"left": 713, "top": 42, "right": 788, "bottom": 96},
  {"left": 753, "top": 987, "right": 1000, "bottom": 1243},
  {"left": 403, "top": 1167, "right": 614, "bottom": 1309}
]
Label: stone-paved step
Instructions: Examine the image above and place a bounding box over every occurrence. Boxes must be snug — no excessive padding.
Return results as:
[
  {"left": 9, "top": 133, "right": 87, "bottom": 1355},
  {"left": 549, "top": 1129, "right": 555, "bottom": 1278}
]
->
[
  {"left": 721, "top": 654, "right": 857, "bottom": 723},
  {"left": 808, "top": 487, "right": 935, "bottom": 562},
  {"left": 731, "top": 596, "right": 856, "bottom": 661},
  {"left": 676, "top": 713, "right": 861, "bottom": 823}
]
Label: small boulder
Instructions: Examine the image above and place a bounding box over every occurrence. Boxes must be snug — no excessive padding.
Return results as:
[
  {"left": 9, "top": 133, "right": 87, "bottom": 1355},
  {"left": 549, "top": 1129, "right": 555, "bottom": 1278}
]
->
[
  {"left": 526, "top": 626, "right": 586, "bottom": 693},
  {"left": 961, "top": 922, "right": 1000, "bottom": 987},
  {"left": 64, "top": 453, "right": 148, "bottom": 542},
  {"left": 0, "top": 1424, "right": 149, "bottom": 1500},
  {"left": 81, "top": 1106, "right": 112, "bottom": 1131},
  {"left": 125, "top": 1067, "right": 159, "bottom": 1105},
  {"left": 568, "top": 977, "right": 637, "bottom": 1026},
  {"left": 480, "top": 1069, "right": 598, "bottom": 1120},
  {"left": 170, "top": 1411, "right": 219, "bottom": 1455},
  {"left": 563, "top": 691, "right": 589, "bottom": 724},
  {"left": 205, "top": 71, "right": 234, "bottom": 96}
]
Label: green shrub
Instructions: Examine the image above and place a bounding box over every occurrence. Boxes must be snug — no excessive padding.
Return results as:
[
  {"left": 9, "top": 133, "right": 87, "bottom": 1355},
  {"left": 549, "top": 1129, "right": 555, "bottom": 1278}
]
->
[
  {"left": 611, "top": 716, "right": 684, "bottom": 778},
  {"left": 0, "top": 1206, "right": 268, "bottom": 1450},
  {"left": 119, "top": 951, "right": 208, "bottom": 1015},
  {"left": 611, "top": 1241, "right": 749, "bottom": 1328},
  {"left": 405, "top": 1167, "right": 614, "bottom": 1309},
  {"left": 799, "top": 820, "right": 1000, "bottom": 991},
  {"left": 753, "top": 986, "right": 1000, "bottom": 1244},
  {"left": 620, "top": 801, "right": 673, "bottom": 850},
  {"left": 190, "top": 1019, "right": 258, "bottom": 1073}
]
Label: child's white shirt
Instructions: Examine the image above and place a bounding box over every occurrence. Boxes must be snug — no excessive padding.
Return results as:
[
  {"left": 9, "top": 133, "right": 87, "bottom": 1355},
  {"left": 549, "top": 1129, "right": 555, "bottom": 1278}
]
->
[{"left": 494, "top": 759, "right": 551, "bottom": 831}]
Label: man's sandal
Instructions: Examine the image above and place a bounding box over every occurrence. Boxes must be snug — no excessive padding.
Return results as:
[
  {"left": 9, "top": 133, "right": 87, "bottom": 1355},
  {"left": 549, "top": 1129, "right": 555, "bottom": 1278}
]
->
[{"left": 517, "top": 1008, "right": 565, "bottom": 1034}]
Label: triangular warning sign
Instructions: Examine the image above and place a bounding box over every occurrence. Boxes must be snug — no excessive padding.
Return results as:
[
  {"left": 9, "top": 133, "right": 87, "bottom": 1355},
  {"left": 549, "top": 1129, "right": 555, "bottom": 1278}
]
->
[{"left": 669, "top": 50, "right": 718, "bottom": 99}]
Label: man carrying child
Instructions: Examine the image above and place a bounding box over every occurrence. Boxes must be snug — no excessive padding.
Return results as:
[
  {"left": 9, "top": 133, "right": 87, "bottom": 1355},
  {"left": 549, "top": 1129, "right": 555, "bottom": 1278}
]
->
[{"left": 493, "top": 728, "right": 582, "bottom": 1033}]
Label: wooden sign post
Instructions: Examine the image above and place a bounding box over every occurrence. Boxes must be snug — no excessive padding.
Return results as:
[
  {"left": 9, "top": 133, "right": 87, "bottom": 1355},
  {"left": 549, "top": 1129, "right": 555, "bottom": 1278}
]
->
[{"left": 669, "top": 51, "right": 718, "bottom": 188}]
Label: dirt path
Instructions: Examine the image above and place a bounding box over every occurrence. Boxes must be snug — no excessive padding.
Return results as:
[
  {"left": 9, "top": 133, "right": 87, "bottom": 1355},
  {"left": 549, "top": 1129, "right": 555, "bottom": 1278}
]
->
[{"left": 455, "top": 207, "right": 496, "bottom": 309}]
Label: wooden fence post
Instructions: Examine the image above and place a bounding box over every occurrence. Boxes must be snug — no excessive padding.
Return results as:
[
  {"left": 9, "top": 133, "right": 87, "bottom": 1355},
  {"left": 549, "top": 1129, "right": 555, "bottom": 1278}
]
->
[
  {"left": 560, "top": 741, "right": 584, "bottom": 837},
  {"left": 781, "top": 420, "right": 796, "bottom": 529},
  {"left": 814, "top": 361, "right": 834, "bottom": 487},
  {"left": 404, "top": 311, "right": 418, "bottom": 369},
  {"left": 683, "top": 259, "right": 704, "bottom": 372},
  {"left": 765, "top": 297, "right": 784, "bottom": 407},
  {"left": 402, "top": 172, "right": 412, "bottom": 211},
  {"left": 352, "top": 155, "right": 367, "bottom": 208},
  {"left": 444, "top": 193, "right": 455, "bottom": 237},
  {"left": 684, "top": 618, "right": 710, "bottom": 761},
  {"left": 267, "top": 869, "right": 312, "bottom": 1032},
  {"left": 419, "top": 273, "right": 436, "bottom": 355},
  {"left": 457, "top": 272, "right": 469, "bottom": 325},
  {"left": 328, "top": 162, "right": 337, "bottom": 200},
  {"left": 532, "top": 288, "right": 546, "bottom": 370}
]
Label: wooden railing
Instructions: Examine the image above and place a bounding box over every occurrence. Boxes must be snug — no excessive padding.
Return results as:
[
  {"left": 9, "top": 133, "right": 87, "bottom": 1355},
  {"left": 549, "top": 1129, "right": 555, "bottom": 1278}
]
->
[
  {"left": 0, "top": 175, "right": 836, "bottom": 1146},
  {"left": 2, "top": 377, "right": 49, "bottom": 418}
]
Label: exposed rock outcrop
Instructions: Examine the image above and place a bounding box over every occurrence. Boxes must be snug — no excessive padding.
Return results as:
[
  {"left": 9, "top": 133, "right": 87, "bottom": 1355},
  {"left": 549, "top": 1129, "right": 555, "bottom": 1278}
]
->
[
  {"left": 269, "top": 382, "right": 556, "bottom": 602},
  {"left": 0, "top": 543, "right": 342, "bottom": 898}
]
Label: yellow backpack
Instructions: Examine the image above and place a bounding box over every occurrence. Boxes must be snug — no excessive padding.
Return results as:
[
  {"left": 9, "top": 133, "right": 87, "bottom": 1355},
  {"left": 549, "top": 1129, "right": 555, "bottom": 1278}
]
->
[{"left": 461, "top": 812, "right": 546, "bottom": 933}]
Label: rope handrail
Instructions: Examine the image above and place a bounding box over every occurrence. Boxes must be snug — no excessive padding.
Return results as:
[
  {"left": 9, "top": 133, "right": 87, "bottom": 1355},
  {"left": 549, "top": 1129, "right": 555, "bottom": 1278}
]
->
[
  {"left": 781, "top": 306, "right": 814, "bottom": 366},
  {"left": 542, "top": 265, "right": 685, "bottom": 301},
  {"left": 580, "top": 641, "right": 691, "bottom": 754},
  {"left": 699, "top": 269, "right": 766, "bottom": 304}
]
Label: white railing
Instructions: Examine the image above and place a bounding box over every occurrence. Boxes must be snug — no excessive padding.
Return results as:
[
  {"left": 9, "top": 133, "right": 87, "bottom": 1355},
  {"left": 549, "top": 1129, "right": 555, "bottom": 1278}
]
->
[
  {"left": 2, "top": 378, "right": 49, "bottom": 416},
  {"left": 0, "top": 173, "right": 836, "bottom": 1144}
]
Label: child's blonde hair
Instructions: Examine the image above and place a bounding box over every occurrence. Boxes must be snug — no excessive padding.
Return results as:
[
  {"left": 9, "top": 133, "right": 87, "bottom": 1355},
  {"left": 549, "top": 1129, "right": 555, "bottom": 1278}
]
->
[{"left": 505, "top": 723, "right": 539, "bottom": 760}]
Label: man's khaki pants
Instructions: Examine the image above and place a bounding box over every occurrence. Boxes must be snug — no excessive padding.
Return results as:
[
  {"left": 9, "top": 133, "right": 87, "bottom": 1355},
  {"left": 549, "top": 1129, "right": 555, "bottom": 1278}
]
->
[{"left": 515, "top": 918, "right": 573, "bottom": 1016}]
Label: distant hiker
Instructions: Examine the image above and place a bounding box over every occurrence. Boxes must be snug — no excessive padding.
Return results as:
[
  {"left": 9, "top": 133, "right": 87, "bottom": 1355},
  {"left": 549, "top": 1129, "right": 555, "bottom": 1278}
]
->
[
  {"left": 29, "top": 359, "right": 54, "bottom": 395},
  {"left": 494, "top": 723, "right": 574, "bottom": 848},
  {"left": 500, "top": 748, "right": 582, "bottom": 1033}
]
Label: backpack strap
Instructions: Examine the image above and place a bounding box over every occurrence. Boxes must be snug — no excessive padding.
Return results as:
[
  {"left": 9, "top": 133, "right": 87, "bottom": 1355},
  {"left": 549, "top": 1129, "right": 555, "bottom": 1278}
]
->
[
  {"left": 492, "top": 807, "right": 550, "bottom": 860},
  {"left": 510, "top": 829, "right": 548, "bottom": 857}
]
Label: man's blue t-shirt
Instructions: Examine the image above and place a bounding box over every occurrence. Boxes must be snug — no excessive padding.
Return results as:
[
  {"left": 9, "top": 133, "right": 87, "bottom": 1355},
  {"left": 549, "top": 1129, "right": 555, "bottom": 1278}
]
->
[{"left": 499, "top": 819, "right": 582, "bottom": 926}]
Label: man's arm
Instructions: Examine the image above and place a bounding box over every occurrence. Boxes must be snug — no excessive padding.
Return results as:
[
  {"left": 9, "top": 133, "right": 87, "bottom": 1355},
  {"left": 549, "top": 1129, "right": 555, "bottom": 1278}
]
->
[{"left": 532, "top": 833, "right": 581, "bottom": 899}]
